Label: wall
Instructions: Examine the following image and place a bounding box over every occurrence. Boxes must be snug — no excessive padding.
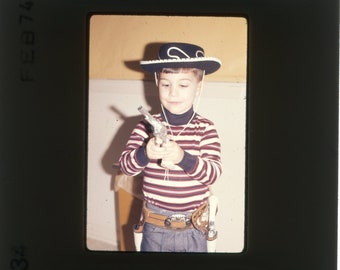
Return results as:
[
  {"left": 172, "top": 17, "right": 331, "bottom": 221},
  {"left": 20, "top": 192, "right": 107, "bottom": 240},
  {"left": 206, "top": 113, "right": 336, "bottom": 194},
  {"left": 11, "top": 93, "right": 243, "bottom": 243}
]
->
[
  {"left": 86, "top": 15, "right": 248, "bottom": 252},
  {"left": 89, "top": 15, "right": 247, "bottom": 83}
]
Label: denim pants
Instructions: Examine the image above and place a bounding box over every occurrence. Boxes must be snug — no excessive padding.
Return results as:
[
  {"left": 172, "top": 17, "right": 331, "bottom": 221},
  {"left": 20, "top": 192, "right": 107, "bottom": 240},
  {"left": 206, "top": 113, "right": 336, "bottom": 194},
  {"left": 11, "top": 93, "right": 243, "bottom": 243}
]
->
[{"left": 140, "top": 204, "right": 207, "bottom": 252}]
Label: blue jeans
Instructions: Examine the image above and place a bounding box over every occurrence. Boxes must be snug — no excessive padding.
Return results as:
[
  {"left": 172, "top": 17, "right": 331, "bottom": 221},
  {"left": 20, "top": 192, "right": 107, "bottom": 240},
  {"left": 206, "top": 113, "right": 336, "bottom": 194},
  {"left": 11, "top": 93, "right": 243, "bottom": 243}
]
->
[{"left": 140, "top": 204, "right": 207, "bottom": 252}]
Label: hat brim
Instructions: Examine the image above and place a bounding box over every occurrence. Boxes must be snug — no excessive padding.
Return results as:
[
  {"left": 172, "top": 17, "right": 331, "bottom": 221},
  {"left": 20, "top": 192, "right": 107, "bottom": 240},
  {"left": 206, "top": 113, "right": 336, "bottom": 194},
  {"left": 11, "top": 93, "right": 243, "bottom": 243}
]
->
[{"left": 140, "top": 57, "right": 221, "bottom": 75}]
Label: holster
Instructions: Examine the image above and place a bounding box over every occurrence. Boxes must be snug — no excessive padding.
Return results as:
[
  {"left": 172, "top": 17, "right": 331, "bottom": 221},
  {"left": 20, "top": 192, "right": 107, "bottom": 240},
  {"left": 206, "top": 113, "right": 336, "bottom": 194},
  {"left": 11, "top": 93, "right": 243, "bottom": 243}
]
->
[
  {"left": 142, "top": 203, "right": 194, "bottom": 230},
  {"left": 133, "top": 213, "right": 144, "bottom": 251}
]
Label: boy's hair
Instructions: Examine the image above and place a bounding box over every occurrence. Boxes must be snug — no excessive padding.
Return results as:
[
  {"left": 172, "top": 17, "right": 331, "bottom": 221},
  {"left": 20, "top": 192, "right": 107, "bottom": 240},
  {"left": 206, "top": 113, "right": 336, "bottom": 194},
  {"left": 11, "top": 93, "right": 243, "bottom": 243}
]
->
[{"left": 156, "top": 67, "right": 204, "bottom": 81}]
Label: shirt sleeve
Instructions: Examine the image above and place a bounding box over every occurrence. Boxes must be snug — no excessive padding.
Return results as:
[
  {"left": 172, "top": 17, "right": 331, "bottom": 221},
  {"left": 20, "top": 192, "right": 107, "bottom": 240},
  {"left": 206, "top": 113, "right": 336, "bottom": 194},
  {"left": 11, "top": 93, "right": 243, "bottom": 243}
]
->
[
  {"left": 177, "top": 151, "right": 198, "bottom": 172},
  {"left": 178, "top": 123, "right": 222, "bottom": 186},
  {"left": 118, "top": 121, "right": 150, "bottom": 176}
]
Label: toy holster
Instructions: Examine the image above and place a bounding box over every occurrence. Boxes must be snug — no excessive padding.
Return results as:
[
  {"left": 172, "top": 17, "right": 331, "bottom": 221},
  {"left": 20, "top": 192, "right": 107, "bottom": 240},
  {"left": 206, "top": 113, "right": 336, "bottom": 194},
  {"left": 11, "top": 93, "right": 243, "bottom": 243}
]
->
[{"left": 133, "top": 213, "right": 144, "bottom": 252}]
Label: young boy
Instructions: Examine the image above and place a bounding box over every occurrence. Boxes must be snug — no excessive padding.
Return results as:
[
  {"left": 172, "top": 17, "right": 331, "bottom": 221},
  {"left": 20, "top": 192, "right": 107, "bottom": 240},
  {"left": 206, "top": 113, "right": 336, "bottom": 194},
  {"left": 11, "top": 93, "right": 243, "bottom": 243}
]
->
[{"left": 118, "top": 42, "right": 222, "bottom": 252}]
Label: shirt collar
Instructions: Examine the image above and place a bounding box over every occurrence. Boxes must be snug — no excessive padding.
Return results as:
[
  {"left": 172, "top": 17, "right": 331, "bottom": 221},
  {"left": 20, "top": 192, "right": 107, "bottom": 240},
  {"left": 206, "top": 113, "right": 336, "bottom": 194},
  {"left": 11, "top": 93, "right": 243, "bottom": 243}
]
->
[{"left": 161, "top": 106, "right": 195, "bottom": 125}]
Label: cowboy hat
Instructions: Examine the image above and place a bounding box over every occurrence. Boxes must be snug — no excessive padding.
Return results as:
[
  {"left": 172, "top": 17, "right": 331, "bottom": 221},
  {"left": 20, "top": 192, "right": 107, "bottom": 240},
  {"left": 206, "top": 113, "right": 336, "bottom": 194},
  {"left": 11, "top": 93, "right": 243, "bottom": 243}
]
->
[{"left": 140, "top": 42, "right": 221, "bottom": 75}]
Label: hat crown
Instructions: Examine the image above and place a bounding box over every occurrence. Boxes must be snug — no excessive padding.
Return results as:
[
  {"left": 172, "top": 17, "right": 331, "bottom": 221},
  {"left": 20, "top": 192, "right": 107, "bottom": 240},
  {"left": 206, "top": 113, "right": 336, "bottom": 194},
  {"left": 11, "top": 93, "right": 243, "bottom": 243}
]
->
[
  {"left": 158, "top": 43, "right": 205, "bottom": 60},
  {"left": 140, "top": 42, "right": 221, "bottom": 74}
]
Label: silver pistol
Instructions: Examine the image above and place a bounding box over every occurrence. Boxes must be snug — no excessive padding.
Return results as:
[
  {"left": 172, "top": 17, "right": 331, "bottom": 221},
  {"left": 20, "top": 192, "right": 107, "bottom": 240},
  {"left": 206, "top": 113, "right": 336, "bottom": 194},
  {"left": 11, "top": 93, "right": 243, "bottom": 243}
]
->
[{"left": 137, "top": 105, "right": 168, "bottom": 145}]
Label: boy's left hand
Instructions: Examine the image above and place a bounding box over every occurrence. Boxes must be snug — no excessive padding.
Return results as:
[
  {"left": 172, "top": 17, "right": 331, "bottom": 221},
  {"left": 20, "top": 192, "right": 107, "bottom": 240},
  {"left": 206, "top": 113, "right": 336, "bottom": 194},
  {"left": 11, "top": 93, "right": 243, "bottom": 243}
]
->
[{"left": 162, "top": 140, "right": 184, "bottom": 164}]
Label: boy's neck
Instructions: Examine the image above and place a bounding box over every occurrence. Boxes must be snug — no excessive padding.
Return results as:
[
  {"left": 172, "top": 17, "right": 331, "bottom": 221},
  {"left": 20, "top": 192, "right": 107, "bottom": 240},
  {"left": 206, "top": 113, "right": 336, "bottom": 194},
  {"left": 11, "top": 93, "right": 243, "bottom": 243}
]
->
[{"left": 161, "top": 106, "right": 195, "bottom": 125}]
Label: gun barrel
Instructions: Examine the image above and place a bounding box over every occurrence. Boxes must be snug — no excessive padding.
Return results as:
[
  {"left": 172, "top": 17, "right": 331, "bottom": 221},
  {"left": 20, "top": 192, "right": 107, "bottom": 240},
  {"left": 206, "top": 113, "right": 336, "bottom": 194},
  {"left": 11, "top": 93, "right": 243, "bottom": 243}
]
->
[
  {"left": 138, "top": 105, "right": 168, "bottom": 144},
  {"left": 137, "top": 105, "right": 147, "bottom": 114},
  {"left": 138, "top": 106, "right": 154, "bottom": 122}
]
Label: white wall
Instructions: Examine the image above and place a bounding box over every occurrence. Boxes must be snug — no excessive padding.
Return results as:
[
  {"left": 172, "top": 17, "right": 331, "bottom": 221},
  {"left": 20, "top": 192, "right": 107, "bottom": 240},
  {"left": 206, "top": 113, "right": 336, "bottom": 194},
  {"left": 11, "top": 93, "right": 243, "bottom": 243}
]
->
[{"left": 86, "top": 79, "right": 247, "bottom": 252}]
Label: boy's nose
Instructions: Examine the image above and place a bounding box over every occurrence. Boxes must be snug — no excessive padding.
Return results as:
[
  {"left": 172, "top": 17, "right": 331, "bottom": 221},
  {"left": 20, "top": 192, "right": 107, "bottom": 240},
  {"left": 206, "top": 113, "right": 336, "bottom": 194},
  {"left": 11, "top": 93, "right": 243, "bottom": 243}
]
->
[{"left": 169, "top": 86, "right": 178, "bottom": 96}]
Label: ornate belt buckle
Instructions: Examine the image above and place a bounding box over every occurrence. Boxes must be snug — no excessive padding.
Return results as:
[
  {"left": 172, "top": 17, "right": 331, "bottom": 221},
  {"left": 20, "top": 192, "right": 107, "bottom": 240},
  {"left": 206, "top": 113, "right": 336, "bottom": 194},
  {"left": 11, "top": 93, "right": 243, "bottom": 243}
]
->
[{"left": 164, "top": 214, "right": 191, "bottom": 227}]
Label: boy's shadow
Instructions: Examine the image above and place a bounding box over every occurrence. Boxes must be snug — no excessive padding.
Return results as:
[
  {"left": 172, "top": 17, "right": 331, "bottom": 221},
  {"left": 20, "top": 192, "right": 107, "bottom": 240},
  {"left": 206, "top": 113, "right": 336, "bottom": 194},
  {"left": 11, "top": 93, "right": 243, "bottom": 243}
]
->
[
  {"left": 101, "top": 108, "right": 143, "bottom": 251},
  {"left": 100, "top": 42, "right": 163, "bottom": 251}
]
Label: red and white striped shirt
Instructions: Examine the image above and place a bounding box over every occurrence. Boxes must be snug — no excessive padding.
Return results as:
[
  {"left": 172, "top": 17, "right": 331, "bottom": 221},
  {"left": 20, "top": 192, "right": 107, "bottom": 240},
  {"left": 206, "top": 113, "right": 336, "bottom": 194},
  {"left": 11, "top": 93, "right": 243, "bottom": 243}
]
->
[{"left": 119, "top": 108, "right": 222, "bottom": 212}]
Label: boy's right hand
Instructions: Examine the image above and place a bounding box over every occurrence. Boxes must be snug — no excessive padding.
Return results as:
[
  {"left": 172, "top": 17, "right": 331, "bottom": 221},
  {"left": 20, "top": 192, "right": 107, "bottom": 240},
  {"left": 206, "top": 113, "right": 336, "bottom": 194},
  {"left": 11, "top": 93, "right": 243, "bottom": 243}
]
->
[{"left": 146, "top": 137, "right": 166, "bottom": 160}]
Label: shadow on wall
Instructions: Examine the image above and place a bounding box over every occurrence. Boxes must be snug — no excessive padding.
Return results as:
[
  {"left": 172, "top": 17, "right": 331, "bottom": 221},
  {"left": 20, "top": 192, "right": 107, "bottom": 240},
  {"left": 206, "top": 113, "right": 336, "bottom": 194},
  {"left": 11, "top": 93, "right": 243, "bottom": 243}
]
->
[{"left": 100, "top": 42, "right": 164, "bottom": 251}]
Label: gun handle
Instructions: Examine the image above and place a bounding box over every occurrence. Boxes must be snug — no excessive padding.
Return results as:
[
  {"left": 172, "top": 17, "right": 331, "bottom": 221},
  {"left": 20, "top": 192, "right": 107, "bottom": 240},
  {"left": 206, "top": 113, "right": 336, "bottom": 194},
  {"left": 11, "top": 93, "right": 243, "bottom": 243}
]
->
[
  {"left": 207, "top": 195, "right": 218, "bottom": 241},
  {"left": 208, "top": 195, "right": 218, "bottom": 222},
  {"left": 160, "top": 160, "right": 176, "bottom": 170}
]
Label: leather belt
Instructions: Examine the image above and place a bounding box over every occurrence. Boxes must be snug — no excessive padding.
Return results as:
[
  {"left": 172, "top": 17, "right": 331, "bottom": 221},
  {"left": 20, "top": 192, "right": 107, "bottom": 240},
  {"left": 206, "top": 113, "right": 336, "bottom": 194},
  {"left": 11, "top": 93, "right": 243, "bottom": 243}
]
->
[{"left": 143, "top": 204, "right": 194, "bottom": 230}]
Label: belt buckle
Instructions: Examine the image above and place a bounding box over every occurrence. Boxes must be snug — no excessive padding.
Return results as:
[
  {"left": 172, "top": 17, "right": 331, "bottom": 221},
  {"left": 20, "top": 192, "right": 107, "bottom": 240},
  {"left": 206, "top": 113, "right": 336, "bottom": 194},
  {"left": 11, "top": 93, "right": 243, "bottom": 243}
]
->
[{"left": 164, "top": 214, "right": 191, "bottom": 227}]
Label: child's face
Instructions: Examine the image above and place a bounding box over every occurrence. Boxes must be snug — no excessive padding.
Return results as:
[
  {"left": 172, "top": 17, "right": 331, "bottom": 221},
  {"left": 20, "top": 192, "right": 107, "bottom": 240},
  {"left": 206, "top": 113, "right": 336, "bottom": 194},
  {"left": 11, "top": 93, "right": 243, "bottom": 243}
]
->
[{"left": 158, "top": 70, "right": 202, "bottom": 115}]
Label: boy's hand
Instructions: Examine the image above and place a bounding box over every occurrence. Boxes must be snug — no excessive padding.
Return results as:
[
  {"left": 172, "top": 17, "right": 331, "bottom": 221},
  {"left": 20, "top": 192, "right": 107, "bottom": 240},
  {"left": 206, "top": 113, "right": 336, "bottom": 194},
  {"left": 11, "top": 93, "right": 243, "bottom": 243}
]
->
[
  {"left": 146, "top": 137, "right": 166, "bottom": 160},
  {"left": 162, "top": 140, "right": 184, "bottom": 165}
]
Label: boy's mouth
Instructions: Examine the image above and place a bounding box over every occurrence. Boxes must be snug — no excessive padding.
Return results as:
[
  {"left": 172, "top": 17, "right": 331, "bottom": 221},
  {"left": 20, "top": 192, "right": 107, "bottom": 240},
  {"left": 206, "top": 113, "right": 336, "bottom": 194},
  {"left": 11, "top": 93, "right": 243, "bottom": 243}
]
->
[{"left": 167, "top": 101, "right": 182, "bottom": 105}]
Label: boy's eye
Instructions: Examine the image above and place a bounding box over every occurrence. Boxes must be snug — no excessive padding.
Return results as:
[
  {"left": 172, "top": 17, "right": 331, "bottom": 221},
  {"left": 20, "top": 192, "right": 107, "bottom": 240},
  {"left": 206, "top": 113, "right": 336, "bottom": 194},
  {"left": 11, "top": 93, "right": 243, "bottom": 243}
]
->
[{"left": 179, "top": 80, "right": 191, "bottom": 88}]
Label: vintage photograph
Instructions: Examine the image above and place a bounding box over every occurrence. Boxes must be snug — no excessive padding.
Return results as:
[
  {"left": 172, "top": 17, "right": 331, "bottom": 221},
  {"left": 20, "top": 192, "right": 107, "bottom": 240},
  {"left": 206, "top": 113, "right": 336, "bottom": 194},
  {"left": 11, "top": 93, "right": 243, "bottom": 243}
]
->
[{"left": 86, "top": 15, "right": 248, "bottom": 252}]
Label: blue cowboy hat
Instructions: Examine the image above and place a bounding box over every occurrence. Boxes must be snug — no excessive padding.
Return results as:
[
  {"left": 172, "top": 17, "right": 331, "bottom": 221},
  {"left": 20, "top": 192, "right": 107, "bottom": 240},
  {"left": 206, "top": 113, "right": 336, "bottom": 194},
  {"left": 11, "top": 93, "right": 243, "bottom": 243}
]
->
[{"left": 140, "top": 42, "right": 221, "bottom": 75}]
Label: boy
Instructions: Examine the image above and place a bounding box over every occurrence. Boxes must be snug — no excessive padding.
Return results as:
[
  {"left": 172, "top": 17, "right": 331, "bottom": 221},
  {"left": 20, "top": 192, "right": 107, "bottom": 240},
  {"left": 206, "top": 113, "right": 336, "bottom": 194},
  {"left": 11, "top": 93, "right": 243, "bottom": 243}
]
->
[{"left": 118, "top": 42, "right": 222, "bottom": 252}]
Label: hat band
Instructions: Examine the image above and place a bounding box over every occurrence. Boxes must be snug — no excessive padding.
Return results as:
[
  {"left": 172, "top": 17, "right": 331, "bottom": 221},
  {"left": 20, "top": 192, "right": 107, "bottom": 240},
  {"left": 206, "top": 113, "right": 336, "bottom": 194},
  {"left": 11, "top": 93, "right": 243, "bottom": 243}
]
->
[
  {"left": 141, "top": 57, "right": 221, "bottom": 64},
  {"left": 165, "top": 46, "right": 205, "bottom": 60}
]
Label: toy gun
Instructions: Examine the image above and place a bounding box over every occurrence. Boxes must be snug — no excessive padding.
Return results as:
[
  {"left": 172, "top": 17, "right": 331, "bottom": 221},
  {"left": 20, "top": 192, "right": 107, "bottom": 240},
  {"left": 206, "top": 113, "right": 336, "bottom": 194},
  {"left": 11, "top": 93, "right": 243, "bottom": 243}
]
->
[
  {"left": 137, "top": 105, "right": 168, "bottom": 145},
  {"left": 138, "top": 106, "right": 177, "bottom": 169},
  {"left": 207, "top": 195, "right": 218, "bottom": 244},
  {"left": 207, "top": 195, "right": 218, "bottom": 252}
]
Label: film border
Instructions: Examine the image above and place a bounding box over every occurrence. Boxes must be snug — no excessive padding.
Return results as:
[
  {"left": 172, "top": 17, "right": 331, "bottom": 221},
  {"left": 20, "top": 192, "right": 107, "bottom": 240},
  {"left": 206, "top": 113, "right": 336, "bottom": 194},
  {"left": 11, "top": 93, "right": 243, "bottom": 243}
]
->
[{"left": 0, "top": 0, "right": 338, "bottom": 269}]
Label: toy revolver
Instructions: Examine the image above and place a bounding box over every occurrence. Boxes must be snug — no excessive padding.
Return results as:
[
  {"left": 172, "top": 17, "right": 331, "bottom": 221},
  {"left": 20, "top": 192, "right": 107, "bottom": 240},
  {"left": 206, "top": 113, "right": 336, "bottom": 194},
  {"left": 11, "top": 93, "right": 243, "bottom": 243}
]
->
[
  {"left": 138, "top": 106, "right": 177, "bottom": 169},
  {"left": 138, "top": 105, "right": 168, "bottom": 145}
]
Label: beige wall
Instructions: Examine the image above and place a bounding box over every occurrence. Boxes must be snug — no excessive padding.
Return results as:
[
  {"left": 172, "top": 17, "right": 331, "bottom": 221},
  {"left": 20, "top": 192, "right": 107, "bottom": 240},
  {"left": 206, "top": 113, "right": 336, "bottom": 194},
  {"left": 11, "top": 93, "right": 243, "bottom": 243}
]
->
[{"left": 89, "top": 15, "right": 247, "bottom": 82}]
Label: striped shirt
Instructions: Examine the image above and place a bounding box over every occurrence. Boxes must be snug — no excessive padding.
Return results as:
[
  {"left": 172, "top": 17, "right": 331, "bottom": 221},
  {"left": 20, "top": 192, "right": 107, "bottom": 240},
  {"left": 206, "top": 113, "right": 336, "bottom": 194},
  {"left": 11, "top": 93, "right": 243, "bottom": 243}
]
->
[{"left": 119, "top": 107, "right": 222, "bottom": 212}]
